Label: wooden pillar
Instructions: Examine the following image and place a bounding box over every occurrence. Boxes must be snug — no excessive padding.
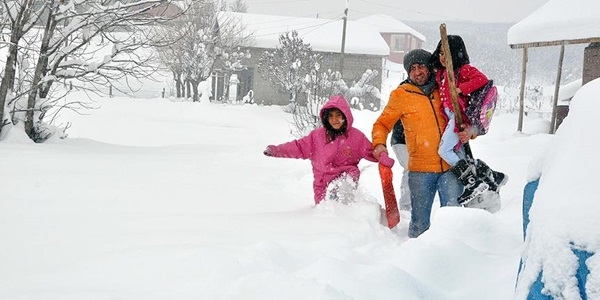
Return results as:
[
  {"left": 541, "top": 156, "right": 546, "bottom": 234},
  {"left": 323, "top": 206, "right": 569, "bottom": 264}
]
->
[
  {"left": 517, "top": 47, "right": 528, "bottom": 132},
  {"left": 339, "top": 0, "right": 348, "bottom": 77},
  {"left": 549, "top": 43, "right": 565, "bottom": 134}
]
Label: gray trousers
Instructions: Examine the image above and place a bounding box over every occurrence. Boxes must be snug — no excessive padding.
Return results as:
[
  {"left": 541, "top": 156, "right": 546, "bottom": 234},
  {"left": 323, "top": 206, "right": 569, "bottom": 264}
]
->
[{"left": 391, "top": 143, "right": 411, "bottom": 210}]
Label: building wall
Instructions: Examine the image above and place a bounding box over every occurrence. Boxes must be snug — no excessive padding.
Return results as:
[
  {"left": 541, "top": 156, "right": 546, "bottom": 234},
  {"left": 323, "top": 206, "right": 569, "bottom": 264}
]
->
[
  {"left": 583, "top": 42, "right": 600, "bottom": 85},
  {"left": 240, "top": 47, "right": 384, "bottom": 107},
  {"left": 146, "top": 3, "right": 184, "bottom": 18},
  {"left": 243, "top": 48, "right": 287, "bottom": 105},
  {"left": 554, "top": 42, "right": 600, "bottom": 131},
  {"left": 380, "top": 33, "right": 424, "bottom": 64},
  {"left": 329, "top": 53, "right": 383, "bottom": 89}
]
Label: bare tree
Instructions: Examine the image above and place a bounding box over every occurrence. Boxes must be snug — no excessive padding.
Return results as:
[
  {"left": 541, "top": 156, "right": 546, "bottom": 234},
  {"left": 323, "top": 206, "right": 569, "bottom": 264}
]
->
[
  {"left": 156, "top": 45, "right": 185, "bottom": 98},
  {"left": 0, "top": 0, "right": 184, "bottom": 140},
  {"left": 258, "top": 30, "right": 321, "bottom": 107},
  {"left": 0, "top": 0, "right": 45, "bottom": 129},
  {"left": 181, "top": 1, "right": 220, "bottom": 101},
  {"left": 258, "top": 31, "right": 382, "bottom": 135},
  {"left": 153, "top": 4, "right": 251, "bottom": 102},
  {"left": 229, "top": 0, "right": 247, "bottom": 12}
]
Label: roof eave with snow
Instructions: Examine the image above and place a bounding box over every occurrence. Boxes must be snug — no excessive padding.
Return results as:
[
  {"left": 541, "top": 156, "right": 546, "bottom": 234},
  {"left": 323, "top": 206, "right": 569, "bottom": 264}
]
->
[
  {"left": 507, "top": 0, "right": 600, "bottom": 49},
  {"left": 509, "top": 37, "right": 600, "bottom": 49}
]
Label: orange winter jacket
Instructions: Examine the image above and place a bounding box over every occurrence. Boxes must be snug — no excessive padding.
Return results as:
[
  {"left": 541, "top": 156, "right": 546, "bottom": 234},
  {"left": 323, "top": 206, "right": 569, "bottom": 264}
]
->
[{"left": 372, "top": 82, "right": 450, "bottom": 173}]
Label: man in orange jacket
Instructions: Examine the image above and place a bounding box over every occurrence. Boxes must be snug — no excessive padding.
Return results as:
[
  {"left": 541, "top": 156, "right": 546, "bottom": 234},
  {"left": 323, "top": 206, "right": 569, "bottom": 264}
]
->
[{"left": 372, "top": 49, "right": 463, "bottom": 238}]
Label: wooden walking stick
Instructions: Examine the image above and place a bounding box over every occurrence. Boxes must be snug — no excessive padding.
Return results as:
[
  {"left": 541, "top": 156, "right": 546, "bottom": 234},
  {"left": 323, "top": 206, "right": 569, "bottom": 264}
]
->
[{"left": 439, "top": 23, "right": 473, "bottom": 158}]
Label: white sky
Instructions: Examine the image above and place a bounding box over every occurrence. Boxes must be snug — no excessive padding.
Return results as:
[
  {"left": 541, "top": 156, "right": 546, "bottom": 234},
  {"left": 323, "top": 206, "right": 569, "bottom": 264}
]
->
[
  {"left": 244, "top": 0, "right": 550, "bottom": 23},
  {"left": 2, "top": 70, "right": 597, "bottom": 298}
]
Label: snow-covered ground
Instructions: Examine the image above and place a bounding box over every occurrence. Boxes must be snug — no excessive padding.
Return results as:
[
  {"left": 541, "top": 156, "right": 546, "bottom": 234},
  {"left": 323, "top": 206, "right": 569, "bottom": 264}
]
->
[{"left": 0, "top": 83, "right": 560, "bottom": 299}]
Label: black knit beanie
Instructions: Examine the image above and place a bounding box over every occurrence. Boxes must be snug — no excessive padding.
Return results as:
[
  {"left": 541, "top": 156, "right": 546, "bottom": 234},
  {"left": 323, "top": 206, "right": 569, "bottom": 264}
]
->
[{"left": 403, "top": 49, "right": 432, "bottom": 73}]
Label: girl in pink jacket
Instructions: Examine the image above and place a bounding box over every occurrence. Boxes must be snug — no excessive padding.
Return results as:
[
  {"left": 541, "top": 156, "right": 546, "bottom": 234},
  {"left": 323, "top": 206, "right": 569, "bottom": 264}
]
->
[{"left": 263, "top": 95, "right": 379, "bottom": 204}]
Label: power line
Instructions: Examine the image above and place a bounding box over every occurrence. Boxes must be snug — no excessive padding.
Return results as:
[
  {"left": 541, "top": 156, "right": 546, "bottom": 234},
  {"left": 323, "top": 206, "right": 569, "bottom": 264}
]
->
[
  {"left": 301, "top": 13, "right": 344, "bottom": 35},
  {"left": 251, "top": 14, "right": 343, "bottom": 38},
  {"left": 354, "top": 0, "right": 470, "bottom": 22},
  {"left": 243, "top": 15, "right": 317, "bottom": 26},
  {"left": 248, "top": 0, "right": 310, "bottom": 5}
]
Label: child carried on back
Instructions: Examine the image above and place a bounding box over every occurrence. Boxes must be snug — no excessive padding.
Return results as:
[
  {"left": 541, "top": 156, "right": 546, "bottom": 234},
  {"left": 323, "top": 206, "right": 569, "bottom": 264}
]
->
[{"left": 431, "top": 35, "right": 508, "bottom": 205}]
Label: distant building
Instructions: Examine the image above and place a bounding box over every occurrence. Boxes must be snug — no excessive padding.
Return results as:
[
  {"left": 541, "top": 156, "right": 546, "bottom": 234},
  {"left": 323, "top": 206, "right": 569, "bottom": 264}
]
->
[
  {"left": 133, "top": 1, "right": 184, "bottom": 18},
  {"left": 215, "top": 12, "right": 389, "bottom": 106},
  {"left": 356, "top": 14, "right": 425, "bottom": 65}
]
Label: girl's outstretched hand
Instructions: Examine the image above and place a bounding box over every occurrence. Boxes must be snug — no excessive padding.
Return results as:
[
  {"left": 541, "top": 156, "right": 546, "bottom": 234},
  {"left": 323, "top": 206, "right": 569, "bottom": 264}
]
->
[
  {"left": 379, "top": 152, "right": 395, "bottom": 168},
  {"left": 263, "top": 146, "right": 274, "bottom": 156}
]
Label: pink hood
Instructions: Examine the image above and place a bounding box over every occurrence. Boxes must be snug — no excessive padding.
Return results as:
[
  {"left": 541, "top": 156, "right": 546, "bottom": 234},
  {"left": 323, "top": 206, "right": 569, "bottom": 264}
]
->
[{"left": 320, "top": 94, "right": 354, "bottom": 128}]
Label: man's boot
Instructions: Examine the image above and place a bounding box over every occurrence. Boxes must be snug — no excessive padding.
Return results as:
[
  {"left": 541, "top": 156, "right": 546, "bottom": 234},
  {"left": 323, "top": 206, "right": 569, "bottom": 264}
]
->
[
  {"left": 475, "top": 159, "right": 508, "bottom": 192},
  {"left": 450, "top": 159, "right": 489, "bottom": 205}
]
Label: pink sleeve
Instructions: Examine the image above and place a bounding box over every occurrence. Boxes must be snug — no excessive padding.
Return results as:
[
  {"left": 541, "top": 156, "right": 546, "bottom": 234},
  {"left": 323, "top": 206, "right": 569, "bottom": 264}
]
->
[
  {"left": 363, "top": 148, "right": 378, "bottom": 162},
  {"left": 269, "top": 133, "right": 314, "bottom": 159},
  {"left": 457, "top": 65, "right": 488, "bottom": 96}
]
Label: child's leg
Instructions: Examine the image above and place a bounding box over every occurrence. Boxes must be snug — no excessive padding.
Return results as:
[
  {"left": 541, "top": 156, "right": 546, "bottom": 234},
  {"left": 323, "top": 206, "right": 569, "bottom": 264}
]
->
[
  {"left": 439, "top": 109, "right": 461, "bottom": 166},
  {"left": 474, "top": 159, "right": 508, "bottom": 192},
  {"left": 314, "top": 185, "right": 326, "bottom": 204},
  {"left": 449, "top": 158, "right": 489, "bottom": 205},
  {"left": 325, "top": 173, "right": 358, "bottom": 204}
]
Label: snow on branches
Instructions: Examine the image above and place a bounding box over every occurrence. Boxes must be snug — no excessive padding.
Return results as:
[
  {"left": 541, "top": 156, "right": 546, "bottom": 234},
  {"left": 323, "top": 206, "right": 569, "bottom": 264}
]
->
[
  {"left": 0, "top": 0, "right": 184, "bottom": 142},
  {"left": 258, "top": 30, "right": 381, "bottom": 136}
]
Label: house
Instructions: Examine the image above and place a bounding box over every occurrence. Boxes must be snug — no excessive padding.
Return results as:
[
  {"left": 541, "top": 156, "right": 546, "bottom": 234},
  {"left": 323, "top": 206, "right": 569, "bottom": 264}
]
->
[
  {"left": 356, "top": 14, "right": 425, "bottom": 65},
  {"left": 507, "top": 0, "right": 600, "bottom": 133},
  {"left": 215, "top": 12, "right": 389, "bottom": 107},
  {"left": 138, "top": 2, "right": 184, "bottom": 18}
]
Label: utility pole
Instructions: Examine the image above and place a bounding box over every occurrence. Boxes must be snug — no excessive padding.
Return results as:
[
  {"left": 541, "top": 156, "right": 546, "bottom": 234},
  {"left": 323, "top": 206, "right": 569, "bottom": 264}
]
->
[{"left": 340, "top": 0, "right": 348, "bottom": 77}]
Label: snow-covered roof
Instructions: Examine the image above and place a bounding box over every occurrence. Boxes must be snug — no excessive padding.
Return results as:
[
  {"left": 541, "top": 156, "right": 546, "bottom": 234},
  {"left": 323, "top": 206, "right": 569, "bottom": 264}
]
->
[
  {"left": 543, "top": 79, "right": 582, "bottom": 103},
  {"left": 218, "top": 12, "right": 389, "bottom": 56},
  {"left": 558, "top": 79, "right": 582, "bottom": 102},
  {"left": 507, "top": 0, "right": 600, "bottom": 48},
  {"left": 355, "top": 14, "right": 425, "bottom": 42}
]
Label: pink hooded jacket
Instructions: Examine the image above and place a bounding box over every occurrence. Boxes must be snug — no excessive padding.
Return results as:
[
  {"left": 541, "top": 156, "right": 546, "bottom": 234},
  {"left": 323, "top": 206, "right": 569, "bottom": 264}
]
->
[{"left": 267, "top": 95, "right": 377, "bottom": 204}]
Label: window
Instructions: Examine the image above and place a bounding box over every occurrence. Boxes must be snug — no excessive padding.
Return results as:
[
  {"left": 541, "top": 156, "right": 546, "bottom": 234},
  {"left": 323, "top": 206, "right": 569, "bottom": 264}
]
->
[
  {"left": 390, "top": 34, "right": 406, "bottom": 52},
  {"left": 390, "top": 34, "right": 422, "bottom": 53}
]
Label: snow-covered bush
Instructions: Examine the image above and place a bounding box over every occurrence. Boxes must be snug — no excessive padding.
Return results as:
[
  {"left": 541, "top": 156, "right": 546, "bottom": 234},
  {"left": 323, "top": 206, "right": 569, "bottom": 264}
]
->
[{"left": 343, "top": 69, "right": 382, "bottom": 111}]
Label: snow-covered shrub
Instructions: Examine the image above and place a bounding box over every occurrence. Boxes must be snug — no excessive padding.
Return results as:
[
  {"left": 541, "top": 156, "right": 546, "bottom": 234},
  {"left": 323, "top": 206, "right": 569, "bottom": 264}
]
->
[
  {"left": 344, "top": 70, "right": 382, "bottom": 111},
  {"left": 243, "top": 90, "right": 255, "bottom": 104}
]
